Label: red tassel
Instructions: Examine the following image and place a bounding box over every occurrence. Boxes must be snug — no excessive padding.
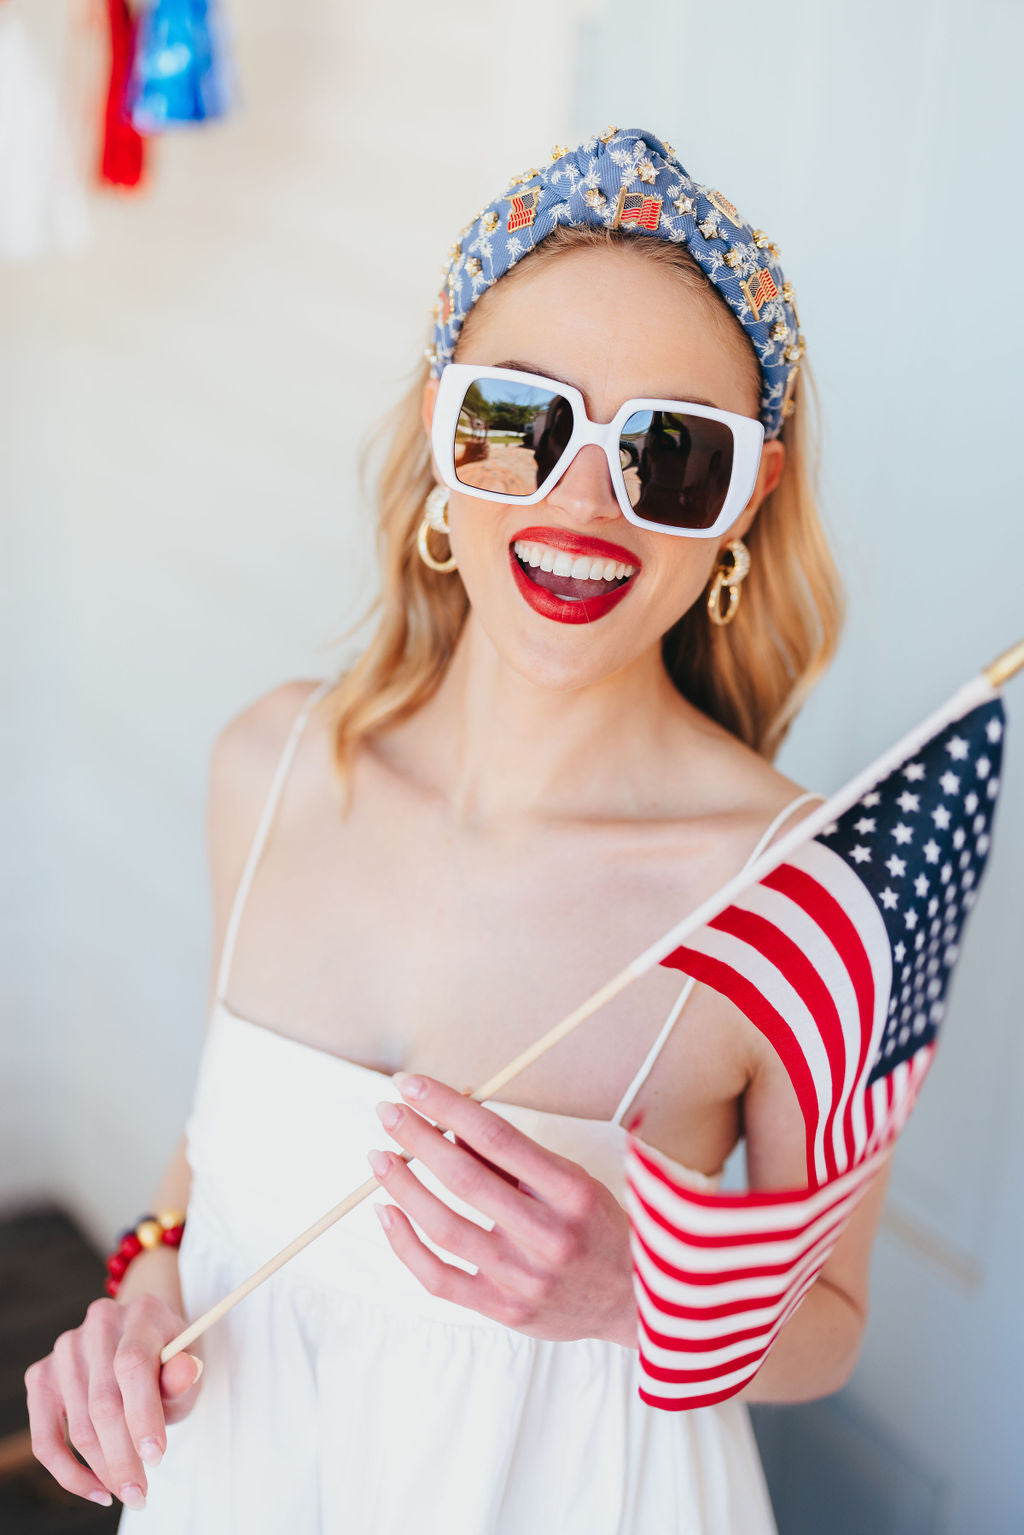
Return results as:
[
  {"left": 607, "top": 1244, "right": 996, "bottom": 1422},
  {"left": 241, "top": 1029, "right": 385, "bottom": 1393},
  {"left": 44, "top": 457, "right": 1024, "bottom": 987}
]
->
[{"left": 99, "top": 0, "right": 146, "bottom": 188}]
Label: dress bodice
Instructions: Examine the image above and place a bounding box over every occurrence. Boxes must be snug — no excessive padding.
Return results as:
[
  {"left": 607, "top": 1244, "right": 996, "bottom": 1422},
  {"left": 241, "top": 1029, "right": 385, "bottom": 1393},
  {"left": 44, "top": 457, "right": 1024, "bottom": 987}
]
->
[{"left": 183, "top": 999, "right": 721, "bottom": 1333}]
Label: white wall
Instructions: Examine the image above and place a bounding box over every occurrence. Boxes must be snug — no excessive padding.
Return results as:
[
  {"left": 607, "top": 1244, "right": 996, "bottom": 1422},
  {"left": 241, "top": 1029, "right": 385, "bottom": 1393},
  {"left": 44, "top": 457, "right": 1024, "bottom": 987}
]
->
[{"left": 572, "top": 1, "right": 1023, "bottom": 1529}]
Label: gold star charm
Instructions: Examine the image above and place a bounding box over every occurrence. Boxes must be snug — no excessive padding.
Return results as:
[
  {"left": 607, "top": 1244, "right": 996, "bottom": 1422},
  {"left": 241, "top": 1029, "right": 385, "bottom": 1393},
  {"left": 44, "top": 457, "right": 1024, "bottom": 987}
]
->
[
  {"left": 771, "top": 319, "right": 788, "bottom": 341},
  {"left": 465, "top": 257, "right": 482, "bottom": 277},
  {"left": 722, "top": 247, "right": 741, "bottom": 269},
  {"left": 752, "top": 229, "right": 771, "bottom": 249},
  {"left": 599, "top": 125, "right": 618, "bottom": 142},
  {"left": 447, "top": 242, "right": 462, "bottom": 264},
  {"left": 550, "top": 144, "right": 571, "bottom": 160},
  {"left": 637, "top": 158, "right": 657, "bottom": 183},
  {"left": 784, "top": 343, "right": 801, "bottom": 363},
  {"left": 481, "top": 211, "right": 499, "bottom": 234},
  {"left": 673, "top": 193, "right": 695, "bottom": 216},
  {"left": 662, "top": 140, "right": 676, "bottom": 158},
  {"left": 584, "top": 187, "right": 607, "bottom": 209},
  {"left": 697, "top": 216, "right": 721, "bottom": 240}
]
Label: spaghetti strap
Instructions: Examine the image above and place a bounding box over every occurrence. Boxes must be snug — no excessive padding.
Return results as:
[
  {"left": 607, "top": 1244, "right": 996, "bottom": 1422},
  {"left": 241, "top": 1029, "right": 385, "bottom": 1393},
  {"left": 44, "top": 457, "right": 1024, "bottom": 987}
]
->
[
  {"left": 214, "top": 677, "right": 336, "bottom": 1006},
  {"left": 609, "top": 787, "right": 828, "bottom": 1127}
]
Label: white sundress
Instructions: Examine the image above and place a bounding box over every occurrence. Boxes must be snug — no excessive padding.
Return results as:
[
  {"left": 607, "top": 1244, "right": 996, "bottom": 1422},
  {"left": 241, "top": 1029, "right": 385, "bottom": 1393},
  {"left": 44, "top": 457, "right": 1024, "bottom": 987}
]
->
[{"left": 120, "top": 678, "right": 821, "bottom": 1534}]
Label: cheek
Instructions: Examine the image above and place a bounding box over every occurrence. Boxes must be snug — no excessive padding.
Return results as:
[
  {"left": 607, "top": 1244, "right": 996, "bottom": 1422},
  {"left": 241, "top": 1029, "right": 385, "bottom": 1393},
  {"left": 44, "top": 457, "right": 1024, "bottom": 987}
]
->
[
  {"left": 446, "top": 496, "right": 502, "bottom": 575},
  {"left": 646, "top": 546, "right": 721, "bottom": 629}
]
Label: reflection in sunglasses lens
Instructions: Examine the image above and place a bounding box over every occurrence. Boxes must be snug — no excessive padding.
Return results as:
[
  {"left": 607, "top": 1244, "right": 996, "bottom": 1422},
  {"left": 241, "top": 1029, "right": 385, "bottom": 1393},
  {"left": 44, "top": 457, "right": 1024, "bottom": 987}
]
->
[
  {"left": 620, "top": 410, "right": 734, "bottom": 529},
  {"left": 454, "top": 378, "right": 573, "bottom": 497}
]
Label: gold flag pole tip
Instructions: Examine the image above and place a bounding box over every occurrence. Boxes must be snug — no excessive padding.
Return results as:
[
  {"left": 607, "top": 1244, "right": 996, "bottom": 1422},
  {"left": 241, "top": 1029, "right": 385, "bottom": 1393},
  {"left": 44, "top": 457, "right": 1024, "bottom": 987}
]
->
[{"left": 984, "top": 638, "right": 1024, "bottom": 689}]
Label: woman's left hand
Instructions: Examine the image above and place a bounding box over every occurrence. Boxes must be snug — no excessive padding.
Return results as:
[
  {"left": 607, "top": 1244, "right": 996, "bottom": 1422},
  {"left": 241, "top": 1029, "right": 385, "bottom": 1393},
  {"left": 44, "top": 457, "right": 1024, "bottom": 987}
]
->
[{"left": 366, "top": 1072, "right": 638, "bottom": 1347}]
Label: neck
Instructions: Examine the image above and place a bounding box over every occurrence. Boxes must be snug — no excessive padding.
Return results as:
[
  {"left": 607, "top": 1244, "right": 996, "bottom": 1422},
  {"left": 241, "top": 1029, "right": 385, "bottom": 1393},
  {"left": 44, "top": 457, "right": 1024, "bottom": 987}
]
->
[{"left": 403, "top": 613, "right": 698, "bottom": 826}]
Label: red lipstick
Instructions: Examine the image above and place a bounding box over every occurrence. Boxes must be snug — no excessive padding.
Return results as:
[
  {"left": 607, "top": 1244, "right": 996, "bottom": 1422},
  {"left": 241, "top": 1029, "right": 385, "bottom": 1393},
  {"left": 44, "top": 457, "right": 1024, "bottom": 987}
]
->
[{"left": 508, "top": 525, "right": 641, "bottom": 626}]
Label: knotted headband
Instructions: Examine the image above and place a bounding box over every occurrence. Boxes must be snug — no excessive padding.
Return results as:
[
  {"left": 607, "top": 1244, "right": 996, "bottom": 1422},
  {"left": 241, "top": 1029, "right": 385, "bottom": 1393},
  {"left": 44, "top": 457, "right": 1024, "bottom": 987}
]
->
[{"left": 427, "top": 126, "right": 805, "bottom": 440}]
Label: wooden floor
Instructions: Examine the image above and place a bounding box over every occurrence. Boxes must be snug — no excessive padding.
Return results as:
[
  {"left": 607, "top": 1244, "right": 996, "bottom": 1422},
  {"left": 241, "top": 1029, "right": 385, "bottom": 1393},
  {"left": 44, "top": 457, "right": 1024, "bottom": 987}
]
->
[{"left": 0, "top": 1206, "right": 121, "bottom": 1532}]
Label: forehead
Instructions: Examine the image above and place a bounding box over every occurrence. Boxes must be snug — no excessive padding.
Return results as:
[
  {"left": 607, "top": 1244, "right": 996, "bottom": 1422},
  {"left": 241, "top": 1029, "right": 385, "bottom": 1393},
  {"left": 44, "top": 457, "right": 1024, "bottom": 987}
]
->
[{"left": 454, "top": 245, "right": 760, "bottom": 418}]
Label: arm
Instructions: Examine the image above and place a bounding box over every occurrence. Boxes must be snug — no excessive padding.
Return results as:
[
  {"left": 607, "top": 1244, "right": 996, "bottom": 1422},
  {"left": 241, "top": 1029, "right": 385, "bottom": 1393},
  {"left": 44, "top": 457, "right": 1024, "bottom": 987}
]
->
[
  {"left": 734, "top": 1028, "right": 893, "bottom": 1403},
  {"left": 114, "top": 1134, "right": 193, "bottom": 1312}
]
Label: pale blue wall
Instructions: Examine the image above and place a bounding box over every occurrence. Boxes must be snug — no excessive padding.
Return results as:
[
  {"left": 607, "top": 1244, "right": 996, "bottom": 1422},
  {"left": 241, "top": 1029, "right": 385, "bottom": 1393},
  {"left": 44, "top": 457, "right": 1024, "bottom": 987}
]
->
[{"left": 572, "top": 3, "right": 1024, "bottom": 1529}]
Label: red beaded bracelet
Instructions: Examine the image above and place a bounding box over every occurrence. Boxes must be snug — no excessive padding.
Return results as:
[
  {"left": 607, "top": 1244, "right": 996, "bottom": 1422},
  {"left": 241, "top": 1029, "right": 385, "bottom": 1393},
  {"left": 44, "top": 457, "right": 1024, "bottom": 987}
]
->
[{"left": 104, "top": 1210, "right": 186, "bottom": 1297}]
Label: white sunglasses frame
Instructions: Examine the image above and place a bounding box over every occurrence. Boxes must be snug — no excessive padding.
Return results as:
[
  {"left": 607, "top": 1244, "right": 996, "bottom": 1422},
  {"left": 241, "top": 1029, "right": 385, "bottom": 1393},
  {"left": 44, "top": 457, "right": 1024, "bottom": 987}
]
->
[{"left": 430, "top": 363, "right": 765, "bottom": 539}]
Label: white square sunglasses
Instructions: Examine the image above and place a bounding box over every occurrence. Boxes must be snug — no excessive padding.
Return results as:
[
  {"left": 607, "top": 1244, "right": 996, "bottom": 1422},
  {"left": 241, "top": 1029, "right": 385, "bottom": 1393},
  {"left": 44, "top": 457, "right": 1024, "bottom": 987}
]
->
[{"left": 430, "top": 363, "right": 765, "bottom": 539}]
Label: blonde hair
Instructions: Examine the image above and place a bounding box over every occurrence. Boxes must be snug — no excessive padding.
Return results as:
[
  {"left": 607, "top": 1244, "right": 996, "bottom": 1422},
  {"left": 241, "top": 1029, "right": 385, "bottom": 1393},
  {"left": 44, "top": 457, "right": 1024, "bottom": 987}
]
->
[{"left": 323, "top": 225, "right": 843, "bottom": 809}]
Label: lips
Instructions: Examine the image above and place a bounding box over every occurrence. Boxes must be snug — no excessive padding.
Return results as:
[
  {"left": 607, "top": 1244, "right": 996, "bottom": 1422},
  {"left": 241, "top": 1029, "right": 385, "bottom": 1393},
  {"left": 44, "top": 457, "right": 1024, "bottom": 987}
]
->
[{"left": 508, "top": 525, "right": 641, "bottom": 626}]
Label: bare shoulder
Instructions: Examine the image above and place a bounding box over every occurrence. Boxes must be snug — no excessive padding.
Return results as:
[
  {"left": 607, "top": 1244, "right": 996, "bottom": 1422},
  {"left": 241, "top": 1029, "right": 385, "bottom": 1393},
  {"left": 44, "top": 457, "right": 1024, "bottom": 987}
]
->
[
  {"left": 204, "top": 679, "right": 330, "bottom": 997},
  {"left": 667, "top": 701, "right": 824, "bottom": 854},
  {"left": 211, "top": 678, "right": 329, "bottom": 783}
]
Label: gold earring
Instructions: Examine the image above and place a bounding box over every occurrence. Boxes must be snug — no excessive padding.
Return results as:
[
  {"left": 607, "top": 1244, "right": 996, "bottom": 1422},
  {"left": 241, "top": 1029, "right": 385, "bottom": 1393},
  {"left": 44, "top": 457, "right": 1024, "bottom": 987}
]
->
[
  {"left": 417, "top": 485, "right": 457, "bottom": 572},
  {"left": 707, "top": 538, "right": 751, "bottom": 627}
]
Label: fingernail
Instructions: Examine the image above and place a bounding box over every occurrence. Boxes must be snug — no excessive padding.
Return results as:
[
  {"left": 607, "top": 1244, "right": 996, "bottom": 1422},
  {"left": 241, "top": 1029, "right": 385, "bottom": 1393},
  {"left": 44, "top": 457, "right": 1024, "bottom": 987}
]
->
[
  {"left": 140, "top": 1436, "right": 164, "bottom": 1465},
  {"left": 376, "top": 1100, "right": 401, "bottom": 1129},
  {"left": 367, "top": 1148, "right": 391, "bottom": 1178},
  {"left": 374, "top": 1203, "right": 394, "bottom": 1231},
  {"left": 393, "top": 1071, "right": 426, "bottom": 1098},
  {"left": 119, "top": 1483, "right": 146, "bottom": 1509},
  {"left": 89, "top": 1490, "right": 113, "bottom": 1506},
  {"left": 185, "top": 1353, "right": 204, "bottom": 1386}
]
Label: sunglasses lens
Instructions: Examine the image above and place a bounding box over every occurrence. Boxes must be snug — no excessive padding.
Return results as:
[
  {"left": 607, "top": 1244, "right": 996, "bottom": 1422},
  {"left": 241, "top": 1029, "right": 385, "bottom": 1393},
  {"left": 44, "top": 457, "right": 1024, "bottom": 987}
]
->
[
  {"left": 453, "top": 377, "right": 574, "bottom": 496},
  {"left": 619, "top": 410, "right": 735, "bottom": 529}
]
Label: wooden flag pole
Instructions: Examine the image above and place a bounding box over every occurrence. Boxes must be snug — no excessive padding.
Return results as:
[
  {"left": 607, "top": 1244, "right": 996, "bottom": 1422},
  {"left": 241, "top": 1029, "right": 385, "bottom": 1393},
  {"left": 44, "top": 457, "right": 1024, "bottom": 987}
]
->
[{"left": 160, "top": 639, "right": 1022, "bottom": 1364}]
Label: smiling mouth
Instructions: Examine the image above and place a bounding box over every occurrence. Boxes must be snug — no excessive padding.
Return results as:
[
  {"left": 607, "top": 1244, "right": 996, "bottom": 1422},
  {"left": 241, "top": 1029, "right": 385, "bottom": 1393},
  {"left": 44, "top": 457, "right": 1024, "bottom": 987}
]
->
[{"left": 510, "top": 537, "right": 638, "bottom": 601}]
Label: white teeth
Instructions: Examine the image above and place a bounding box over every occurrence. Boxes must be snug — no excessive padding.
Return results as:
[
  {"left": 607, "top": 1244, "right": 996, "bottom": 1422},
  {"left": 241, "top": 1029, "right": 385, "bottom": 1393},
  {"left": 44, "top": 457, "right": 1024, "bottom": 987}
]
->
[{"left": 512, "top": 539, "right": 636, "bottom": 581}]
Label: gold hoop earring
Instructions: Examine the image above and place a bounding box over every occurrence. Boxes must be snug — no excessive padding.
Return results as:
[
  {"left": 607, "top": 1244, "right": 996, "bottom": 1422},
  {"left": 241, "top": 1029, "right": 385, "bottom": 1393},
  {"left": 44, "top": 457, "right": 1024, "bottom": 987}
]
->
[
  {"left": 417, "top": 485, "right": 457, "bottom": 572},
  {"left": 707, "top": 538, "right": 751, "bottom": 627}
]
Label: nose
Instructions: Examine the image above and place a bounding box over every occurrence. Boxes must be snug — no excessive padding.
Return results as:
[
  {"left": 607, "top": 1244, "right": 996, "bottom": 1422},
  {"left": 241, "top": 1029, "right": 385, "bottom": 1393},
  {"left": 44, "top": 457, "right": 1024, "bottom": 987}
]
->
[{"left": 543, "top": 442, "right": 623, "bottom": 528}]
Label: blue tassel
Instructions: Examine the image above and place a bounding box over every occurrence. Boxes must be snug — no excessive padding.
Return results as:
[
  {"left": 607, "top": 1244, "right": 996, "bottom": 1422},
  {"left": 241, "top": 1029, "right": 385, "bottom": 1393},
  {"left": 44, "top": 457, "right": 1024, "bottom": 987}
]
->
[{"left": 129, "top": 0, "right": 233, "bottom": 131}]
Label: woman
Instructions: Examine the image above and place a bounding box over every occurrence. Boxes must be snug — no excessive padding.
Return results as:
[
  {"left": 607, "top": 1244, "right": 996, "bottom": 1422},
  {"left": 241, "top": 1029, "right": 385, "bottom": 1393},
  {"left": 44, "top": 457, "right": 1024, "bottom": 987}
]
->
[{"left": 26, "top": 127, "right": 892, "bottom": 1532}]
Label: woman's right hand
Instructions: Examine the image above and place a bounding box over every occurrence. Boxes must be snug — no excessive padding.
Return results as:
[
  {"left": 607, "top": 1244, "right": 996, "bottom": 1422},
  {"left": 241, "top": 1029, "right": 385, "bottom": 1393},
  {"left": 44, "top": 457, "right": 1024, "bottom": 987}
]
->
[{"left": 24, "top": 1293, "right": 205, "bottom": 1511}]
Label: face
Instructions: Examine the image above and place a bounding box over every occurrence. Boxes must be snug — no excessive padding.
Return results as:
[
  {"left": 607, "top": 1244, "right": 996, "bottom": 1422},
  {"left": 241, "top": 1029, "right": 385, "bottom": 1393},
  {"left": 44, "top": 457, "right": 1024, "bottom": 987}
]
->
[{"left": 422, "top": 245, "right": 784, "bottom": 692}]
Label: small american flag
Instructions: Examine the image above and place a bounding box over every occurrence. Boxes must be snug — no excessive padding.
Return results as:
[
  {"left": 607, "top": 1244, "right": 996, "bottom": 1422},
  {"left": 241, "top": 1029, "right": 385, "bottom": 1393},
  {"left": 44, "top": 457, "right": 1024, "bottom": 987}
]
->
[
  {"left": 614, "top": 191, "right": 663, "bottom": 230},
  {"left": 625, "top": 693, "right": 1006, "bottom": 1409},
  {"left": 740, "top": 266, "right": 779, "bottom": 319}
]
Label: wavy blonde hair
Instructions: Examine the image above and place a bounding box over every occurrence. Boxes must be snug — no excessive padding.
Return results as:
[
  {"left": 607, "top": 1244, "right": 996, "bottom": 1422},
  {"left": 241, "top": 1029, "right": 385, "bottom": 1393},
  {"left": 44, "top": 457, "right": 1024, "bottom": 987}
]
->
[{"left": 322, "top": 225, "right": 843, "bottom": 810}]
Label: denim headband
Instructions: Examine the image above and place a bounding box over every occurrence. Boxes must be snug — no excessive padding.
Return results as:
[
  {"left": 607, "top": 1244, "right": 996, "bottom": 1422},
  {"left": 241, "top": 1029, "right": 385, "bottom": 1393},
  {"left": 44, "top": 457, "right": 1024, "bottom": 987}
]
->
[{"left": 426, "top": 126, "right": 804, "bottom": 441}]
